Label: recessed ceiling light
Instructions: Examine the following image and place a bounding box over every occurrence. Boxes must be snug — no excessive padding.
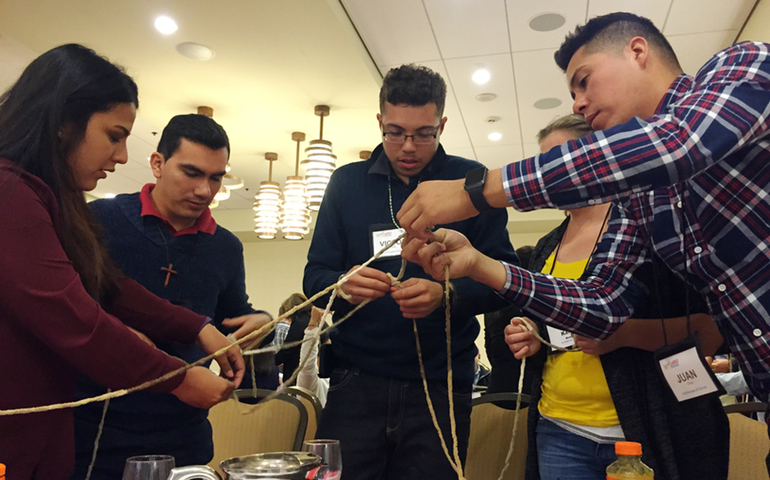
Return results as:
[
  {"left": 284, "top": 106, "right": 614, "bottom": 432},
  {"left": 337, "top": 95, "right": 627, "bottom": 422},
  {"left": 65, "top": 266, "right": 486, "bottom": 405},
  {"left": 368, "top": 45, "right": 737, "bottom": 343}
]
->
[
  {"left": 529, "top": 13, "right": 566, "bottom": 32},
  {"left": 533, "top": 97, "right": 562, "bottom": 110},
  {"left": 475, "top": 93, "right": 497, "bottom": 102},
  {"left": 154, "top": 16, "right": 178, "bottom": 35},
  {"left": 488, "top": 132, "right": 502, "bottom": 141},
  {"left": 104, "top": 193, "right": 117, "bottom": 199},
  {"left": 472, "top": 68, "right": 490, "bottom": 85},
  {"left": 176, "top": 42, "right": 215, "bottom": 61}
]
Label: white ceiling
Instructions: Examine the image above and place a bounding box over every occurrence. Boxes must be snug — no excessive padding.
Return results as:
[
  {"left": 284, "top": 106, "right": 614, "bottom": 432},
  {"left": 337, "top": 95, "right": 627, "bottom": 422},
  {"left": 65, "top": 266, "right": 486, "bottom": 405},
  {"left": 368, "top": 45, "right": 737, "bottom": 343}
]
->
[
  {"left": 343, "top": 0, "right": 756, "bottom": 166},
  {"left": 0, "top": 0, "right": 759, "bottom": 239}
]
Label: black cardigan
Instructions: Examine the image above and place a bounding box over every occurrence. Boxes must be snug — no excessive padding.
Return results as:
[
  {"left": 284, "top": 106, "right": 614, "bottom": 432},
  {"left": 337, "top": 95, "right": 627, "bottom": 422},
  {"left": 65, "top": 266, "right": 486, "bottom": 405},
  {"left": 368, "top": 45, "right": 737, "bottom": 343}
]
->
[{"left": 523, "top": 213, "right": 729, "bottom": 480}]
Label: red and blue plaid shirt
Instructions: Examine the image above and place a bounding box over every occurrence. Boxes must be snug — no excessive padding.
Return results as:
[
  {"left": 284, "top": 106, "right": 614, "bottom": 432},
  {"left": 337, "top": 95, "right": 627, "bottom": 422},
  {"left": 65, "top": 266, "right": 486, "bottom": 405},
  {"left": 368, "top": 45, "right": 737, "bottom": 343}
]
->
[{"left": 500, "top": 41, "right": 770, "bottom": 401}]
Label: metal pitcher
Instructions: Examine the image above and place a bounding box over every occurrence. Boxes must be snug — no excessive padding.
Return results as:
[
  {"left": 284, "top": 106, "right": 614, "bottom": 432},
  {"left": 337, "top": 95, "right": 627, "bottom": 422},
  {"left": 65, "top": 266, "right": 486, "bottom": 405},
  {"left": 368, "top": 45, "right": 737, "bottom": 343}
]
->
[{"left": 166, "top": 452, "right": 323, "bottom": 480}]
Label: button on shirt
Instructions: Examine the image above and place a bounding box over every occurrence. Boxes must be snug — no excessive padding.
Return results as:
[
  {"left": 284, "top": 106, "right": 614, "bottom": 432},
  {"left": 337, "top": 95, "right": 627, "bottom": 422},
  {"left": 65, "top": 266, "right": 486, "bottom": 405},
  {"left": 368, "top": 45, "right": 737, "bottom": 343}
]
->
[{"left": 498, "top": 41, "right": 770, "bottom": 402}]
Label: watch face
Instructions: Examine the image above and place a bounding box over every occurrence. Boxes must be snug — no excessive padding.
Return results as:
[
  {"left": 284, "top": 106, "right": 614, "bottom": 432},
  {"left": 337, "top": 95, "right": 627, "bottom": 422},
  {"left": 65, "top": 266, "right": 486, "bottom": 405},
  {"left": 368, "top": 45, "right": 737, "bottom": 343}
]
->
[{"left": 465, "top": 167, "right": 487, "bottom": 189}]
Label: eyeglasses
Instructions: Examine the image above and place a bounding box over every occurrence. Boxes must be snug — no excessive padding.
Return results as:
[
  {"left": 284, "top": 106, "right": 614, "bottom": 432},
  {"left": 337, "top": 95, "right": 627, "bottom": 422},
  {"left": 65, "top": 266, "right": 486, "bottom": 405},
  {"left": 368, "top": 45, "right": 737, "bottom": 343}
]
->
[{"left": 382, "top": 127, "right": 440, "bottom": 145}]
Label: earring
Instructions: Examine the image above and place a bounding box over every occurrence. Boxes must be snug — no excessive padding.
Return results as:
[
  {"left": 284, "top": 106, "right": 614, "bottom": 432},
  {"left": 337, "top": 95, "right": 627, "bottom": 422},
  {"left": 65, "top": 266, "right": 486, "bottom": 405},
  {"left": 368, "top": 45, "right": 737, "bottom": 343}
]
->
[{"left": 57, "top": 130, "right": 63, "bottom": 139}]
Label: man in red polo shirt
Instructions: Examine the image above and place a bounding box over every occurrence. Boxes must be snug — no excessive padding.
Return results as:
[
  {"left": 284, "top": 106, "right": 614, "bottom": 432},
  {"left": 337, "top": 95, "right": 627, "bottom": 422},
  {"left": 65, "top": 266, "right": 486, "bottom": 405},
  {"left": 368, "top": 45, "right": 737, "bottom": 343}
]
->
[{"left": 71, "top": 114, "right": 274, "bottom": 480}]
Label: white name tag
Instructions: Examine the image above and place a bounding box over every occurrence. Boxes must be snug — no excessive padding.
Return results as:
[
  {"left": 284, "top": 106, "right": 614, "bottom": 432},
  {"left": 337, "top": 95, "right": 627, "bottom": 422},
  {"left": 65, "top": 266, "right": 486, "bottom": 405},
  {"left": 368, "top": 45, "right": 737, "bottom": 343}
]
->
[
  {"left": 371, "top": 227, "right": 405, "bottom": 259},
  {"left": 546, "top": 325, "right": 575, "bottom": 351},
  {"left": 658, "top": 346, "right": 719, "bottom": 402}
]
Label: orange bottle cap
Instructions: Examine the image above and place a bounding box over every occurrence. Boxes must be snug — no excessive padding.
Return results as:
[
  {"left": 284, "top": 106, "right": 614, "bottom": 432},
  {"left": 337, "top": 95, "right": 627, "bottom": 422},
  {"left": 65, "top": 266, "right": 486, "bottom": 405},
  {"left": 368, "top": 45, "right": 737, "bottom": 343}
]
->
[
  {"left": 0, "top": 463, "right": 5, "bottom": 476},
  {"left": 615, "top": 441, "right": 642, "bottom": 456}
]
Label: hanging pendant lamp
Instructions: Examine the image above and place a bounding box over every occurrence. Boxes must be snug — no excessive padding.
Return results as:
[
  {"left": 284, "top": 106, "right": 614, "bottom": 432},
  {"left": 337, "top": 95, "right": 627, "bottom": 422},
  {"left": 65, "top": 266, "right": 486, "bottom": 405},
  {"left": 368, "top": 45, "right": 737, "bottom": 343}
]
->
[
  {"left": 301, "top": 105, "right": 336, "bottom": 211},
  {"left": 281, "top": 132, "right": 311, "bottom": 240},
  {"left": 253, "top": 152, "right": 281, "bottom": 239}
]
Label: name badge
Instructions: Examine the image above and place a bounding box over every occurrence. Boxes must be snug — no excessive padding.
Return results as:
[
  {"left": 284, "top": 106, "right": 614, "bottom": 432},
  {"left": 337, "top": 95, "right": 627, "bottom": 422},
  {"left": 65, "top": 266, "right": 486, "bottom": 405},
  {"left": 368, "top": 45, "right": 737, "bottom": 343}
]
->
[
  {"left": 546, "top": 325, "right": 575, "bottom": 352},
  {"left": 370, "top": 225, "right": 405, "bottom": 259},
  {"left": 654, "top": 334, "right": 724, "bottom": 402}
]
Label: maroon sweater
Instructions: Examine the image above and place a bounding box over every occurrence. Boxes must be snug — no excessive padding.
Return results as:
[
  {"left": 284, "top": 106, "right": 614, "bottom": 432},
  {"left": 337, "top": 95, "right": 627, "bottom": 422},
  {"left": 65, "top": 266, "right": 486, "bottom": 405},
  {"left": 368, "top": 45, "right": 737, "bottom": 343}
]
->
[{"left": 0, "top": 159, "right": 206, "bottom": 480}]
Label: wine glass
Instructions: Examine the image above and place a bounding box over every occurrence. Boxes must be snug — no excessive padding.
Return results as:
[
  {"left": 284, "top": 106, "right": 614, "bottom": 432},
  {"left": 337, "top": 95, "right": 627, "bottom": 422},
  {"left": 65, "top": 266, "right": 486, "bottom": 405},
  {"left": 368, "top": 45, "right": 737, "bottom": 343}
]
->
[
  {"left": 303, "top": 439, "right": 342, "bottom": 480},
  {"left": 121, "top": 455, "right": 175, "bottom": 480}
]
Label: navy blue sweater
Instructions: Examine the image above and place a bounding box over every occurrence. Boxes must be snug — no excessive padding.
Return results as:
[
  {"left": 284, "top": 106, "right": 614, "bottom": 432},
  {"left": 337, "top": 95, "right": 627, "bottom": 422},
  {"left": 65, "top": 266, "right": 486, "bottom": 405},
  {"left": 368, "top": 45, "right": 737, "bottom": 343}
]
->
[
  {"left": 303, "top": 144, "right": 518, "bottom": 386},
  {"left": 73, "top": 193, "right": 259, "bottom": 476}
]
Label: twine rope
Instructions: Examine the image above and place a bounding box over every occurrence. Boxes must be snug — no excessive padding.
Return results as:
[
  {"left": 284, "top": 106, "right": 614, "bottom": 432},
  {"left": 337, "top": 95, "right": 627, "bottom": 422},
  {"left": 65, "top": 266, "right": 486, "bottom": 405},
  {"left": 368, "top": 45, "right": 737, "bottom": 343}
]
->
[
  {"left": 0, "top": 232, "right": 409, "bottom": 417},
  {"left": 2, "top": 229, "right": 551, "bottom": 480}
]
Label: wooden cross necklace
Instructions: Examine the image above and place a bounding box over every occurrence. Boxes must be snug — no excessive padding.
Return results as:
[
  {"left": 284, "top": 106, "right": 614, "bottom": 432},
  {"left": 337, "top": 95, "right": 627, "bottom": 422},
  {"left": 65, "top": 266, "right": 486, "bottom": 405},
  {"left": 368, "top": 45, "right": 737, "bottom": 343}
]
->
[{"left": 155, "top": 222, "right": 197, "bottom": 288}]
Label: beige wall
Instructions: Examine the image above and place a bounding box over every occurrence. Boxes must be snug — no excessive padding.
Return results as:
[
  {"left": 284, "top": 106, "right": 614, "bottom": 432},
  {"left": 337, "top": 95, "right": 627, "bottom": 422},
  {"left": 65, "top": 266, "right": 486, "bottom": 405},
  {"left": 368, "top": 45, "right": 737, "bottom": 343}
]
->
[{"left": 242, "top": 238, "right": 314, "bottom": 316}]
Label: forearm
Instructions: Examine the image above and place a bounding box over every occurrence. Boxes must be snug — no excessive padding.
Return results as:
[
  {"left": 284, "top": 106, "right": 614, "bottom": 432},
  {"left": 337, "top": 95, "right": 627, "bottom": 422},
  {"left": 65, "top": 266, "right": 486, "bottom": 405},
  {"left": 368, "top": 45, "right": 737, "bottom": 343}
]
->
[
  {"left": 468, "top": 253, "right": 508, "bottom": 292},
  {"left": 500, "top": 261, "right": 641, "bottom": 339},
  {"left": 606, "top": 314, "right": 722, "bottom": 355},
  {"left": 297, "top": 327, "right": 320, "bottom": 392}
]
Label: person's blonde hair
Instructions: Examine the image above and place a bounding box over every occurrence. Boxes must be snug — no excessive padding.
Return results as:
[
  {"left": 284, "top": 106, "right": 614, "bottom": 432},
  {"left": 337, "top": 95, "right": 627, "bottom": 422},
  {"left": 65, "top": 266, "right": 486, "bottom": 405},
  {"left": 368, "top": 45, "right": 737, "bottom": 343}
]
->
[
  {"left": 279, "top": 292, "right": 311, "bottom": 317},
  {"left": 536, "top": 114, "right": 592, "bottom": 144}
]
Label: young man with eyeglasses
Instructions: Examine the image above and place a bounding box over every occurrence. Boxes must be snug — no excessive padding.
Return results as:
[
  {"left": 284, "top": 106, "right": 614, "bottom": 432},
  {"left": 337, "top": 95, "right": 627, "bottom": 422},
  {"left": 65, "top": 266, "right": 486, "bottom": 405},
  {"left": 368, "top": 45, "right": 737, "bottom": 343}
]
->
[{"left": 303, "top": 64, "right": 517, "bottom": 479}]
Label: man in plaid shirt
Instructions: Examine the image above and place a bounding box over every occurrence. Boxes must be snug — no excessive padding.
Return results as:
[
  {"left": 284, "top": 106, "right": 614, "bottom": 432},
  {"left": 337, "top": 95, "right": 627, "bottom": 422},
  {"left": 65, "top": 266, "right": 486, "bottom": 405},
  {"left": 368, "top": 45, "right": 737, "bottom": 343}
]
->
[{"left": 398, "top": 12, "right": 770, "bottom": 427}]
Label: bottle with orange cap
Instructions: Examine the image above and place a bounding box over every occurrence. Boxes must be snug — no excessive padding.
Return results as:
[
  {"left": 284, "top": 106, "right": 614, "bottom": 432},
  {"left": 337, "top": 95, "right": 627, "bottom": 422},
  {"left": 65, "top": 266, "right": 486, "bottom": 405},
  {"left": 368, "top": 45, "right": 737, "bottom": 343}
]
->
[{"left": 606, "top": 441, "right": 654, "bottom": 479}]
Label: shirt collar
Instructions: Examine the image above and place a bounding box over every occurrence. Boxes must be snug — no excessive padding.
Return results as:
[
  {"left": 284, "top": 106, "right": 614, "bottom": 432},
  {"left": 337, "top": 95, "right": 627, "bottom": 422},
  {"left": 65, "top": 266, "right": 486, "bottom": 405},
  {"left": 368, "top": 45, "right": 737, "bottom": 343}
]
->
[
  {"left": 367, "top": 143, "right": 448, "bottom": 185},
  {"left": 139, "top": 183, "right": 217, "bottom": 237},
  {"left": 655, "top": 73, "right": 693, "bottom": 115}
]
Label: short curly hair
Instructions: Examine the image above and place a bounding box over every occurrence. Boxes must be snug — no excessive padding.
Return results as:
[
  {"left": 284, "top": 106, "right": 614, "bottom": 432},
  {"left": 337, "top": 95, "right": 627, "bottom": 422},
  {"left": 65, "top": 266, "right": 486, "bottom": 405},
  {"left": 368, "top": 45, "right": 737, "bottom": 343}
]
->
[
  {"left": 379, "top": 64, "right": 447, "bottom": 117},
  {"left": 554, "top": 12, "right": 681, "bottom": 73}
]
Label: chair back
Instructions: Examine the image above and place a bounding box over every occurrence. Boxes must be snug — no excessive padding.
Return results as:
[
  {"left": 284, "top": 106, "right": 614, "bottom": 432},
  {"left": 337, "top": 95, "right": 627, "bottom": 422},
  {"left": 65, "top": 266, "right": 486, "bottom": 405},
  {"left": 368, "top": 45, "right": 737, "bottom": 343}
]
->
[
  {"left": 465, "top": 392, "right": 530, "bottom": 480},
  {"left": 287, "top": 385, "right": 322, "bottom": 441},
  {"left": 724, "top": 402, "right": 770, "bottom": 480},
  {"left": 207, "top": 389, "right": 308, "bottom": 472}
]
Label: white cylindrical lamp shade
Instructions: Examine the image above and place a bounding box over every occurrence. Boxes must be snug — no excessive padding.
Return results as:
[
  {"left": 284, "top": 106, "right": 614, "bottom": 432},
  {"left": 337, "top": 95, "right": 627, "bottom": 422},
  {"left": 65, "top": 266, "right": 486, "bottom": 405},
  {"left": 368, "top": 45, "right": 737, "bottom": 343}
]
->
[
  {"left": 253, "top": 181, "right": 281, "bottom": 239},
  {"left": 300, "top": 139, "right": 336, "bottom": 211},
  {"left": 280, "top": 175, "right": 311, "bottom": 240}
]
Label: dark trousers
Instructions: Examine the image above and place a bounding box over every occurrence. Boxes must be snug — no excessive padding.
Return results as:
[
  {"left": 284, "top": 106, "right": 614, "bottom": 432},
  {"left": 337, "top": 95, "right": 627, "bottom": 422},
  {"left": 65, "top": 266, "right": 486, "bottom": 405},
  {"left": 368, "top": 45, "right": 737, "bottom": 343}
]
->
[{"left": 316, "top": 368, "right": 472, "bottom": 480}]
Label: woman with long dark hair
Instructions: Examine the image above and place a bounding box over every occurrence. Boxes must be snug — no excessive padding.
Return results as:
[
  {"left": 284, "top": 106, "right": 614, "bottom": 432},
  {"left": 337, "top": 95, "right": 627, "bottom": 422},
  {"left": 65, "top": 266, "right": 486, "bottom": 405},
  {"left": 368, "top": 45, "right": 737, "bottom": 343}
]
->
[{"left": 0, "top": 44, "right": 244, "bottom": 480}]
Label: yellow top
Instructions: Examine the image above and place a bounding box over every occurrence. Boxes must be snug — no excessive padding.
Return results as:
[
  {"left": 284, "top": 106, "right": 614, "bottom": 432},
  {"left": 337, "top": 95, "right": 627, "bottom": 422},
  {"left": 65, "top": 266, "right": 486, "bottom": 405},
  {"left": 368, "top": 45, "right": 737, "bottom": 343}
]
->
[{"left": 537, "top": 251, "right": 619, "bottom": 427}]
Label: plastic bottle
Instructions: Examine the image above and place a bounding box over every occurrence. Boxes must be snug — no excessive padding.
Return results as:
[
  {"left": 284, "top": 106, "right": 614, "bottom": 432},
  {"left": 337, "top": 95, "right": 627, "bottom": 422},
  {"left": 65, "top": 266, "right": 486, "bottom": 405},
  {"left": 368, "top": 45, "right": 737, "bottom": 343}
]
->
[{"left": 606, "top": 441, "right": 654, "bottom": 479}]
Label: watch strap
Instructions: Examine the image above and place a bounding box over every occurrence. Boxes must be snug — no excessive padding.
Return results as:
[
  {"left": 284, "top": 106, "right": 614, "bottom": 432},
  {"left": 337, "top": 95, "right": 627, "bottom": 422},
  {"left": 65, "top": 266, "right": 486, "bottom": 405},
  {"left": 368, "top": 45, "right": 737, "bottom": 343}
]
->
[{"left": 464, "top": 167, "right": 493, "bottom": 212}]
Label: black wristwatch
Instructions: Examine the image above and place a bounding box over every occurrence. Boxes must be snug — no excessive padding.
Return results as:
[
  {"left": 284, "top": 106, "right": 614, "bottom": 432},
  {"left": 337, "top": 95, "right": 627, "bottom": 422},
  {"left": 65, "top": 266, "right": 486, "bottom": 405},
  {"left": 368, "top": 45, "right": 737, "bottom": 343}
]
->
[{"left": 464, "top": 167, "right": 493, "bottom": 212}]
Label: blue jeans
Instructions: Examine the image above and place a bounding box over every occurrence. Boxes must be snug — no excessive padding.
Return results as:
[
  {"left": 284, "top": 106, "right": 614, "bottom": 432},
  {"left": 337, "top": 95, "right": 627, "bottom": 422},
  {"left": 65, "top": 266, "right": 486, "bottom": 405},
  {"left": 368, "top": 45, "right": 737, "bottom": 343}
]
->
[
  {"left": 536, "top": 417, "right": 617, "bottom": 480},
  {"left": 316, "top": 367, "right": 472, "bottom": 480}
]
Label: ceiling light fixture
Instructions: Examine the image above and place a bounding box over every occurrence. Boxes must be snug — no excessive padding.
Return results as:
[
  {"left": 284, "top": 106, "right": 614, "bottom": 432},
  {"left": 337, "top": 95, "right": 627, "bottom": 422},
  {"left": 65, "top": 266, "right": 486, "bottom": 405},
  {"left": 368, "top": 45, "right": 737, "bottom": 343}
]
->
[
  {"left": 222, "top": 174, "right": 244, "bottom": 190},
  {"left": 176, "top": 42, "right": 215, "bottom": 61},
  {"left": 472, "top": 68, "right": 491, "bottom": 85},
  {"left": 104, "top": 193, "right": 117, "bottom": 199},
  {"left": 529, "top": 13, "right": 566, "bottom": 32},
  {"left": 301, "top": 105, "right": 336, "bottom": 211},
  {"left": 533, "top": 97, "right": 563, "bottom": 110},
  {"left": 154, "top": 16, "right": 178, "bottom": 35},
  {"left": 281, "top": 132, "right": 311, "bottom": 240},
  {"left": 475, "top": 93, "right": 497, "bottom": 102},
  {"left": 214, "top": 184, "right": 230, "bottom": 201},
  {"left": 488, "top": 132, "right": 503, "bottom": 141},
  {"left": 253, "top": 152, "right": 281, "bottom": 240}
]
